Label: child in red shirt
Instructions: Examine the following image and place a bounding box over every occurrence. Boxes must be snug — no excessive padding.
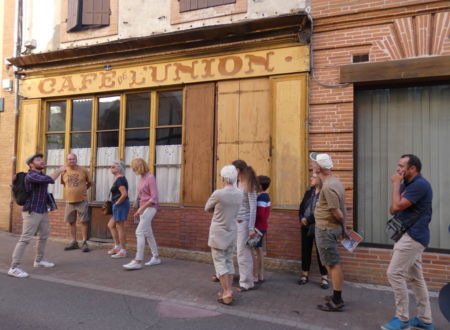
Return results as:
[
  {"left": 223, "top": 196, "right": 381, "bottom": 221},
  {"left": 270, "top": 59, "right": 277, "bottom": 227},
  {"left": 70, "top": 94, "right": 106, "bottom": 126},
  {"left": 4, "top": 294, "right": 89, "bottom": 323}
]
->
[{"left": 253, "top": 175, "right": 271, "bottom": 284}]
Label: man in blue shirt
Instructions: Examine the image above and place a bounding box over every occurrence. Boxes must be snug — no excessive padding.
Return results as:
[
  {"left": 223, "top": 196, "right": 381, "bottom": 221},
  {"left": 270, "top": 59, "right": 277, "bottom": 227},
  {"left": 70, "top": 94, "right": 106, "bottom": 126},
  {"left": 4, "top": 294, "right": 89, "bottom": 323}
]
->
[{"left": 381, "top": 154, "right": 434, "bottom": 330}]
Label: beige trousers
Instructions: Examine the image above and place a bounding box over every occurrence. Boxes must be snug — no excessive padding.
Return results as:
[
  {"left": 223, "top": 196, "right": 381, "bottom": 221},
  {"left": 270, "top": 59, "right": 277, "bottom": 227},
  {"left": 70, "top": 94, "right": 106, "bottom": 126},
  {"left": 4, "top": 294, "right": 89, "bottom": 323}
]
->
[
  {"left": 11, "top": 212, "right": 50, "bottom": 268},
  {"left": 236, "top": 220, "right": 254, "bottom": 289},
  {"left": 211, "top": 245, "right": 235, "bottom": 277},
  {"left": 386, "top": 233, "right": 432, "bottom": 323}
]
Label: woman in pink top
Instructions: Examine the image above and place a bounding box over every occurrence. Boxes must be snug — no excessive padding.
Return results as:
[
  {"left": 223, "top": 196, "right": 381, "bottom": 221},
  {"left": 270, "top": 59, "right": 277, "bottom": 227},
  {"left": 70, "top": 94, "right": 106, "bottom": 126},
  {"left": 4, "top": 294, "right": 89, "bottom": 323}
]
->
[{"left": 123, "top": 158, "right": 160, "bottom": 270}]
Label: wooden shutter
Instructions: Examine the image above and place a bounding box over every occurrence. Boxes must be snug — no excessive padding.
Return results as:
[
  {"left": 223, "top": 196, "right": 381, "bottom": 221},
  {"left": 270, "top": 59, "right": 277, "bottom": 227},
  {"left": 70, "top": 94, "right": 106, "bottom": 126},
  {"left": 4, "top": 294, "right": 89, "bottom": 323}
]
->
[
  {"left": 216, "top": 78, "right": 271, "bottom": 188},
  {"left": 183, "top": 83, "right": 215, "bottom": 207},
  {"left": 67, "top": 0, "right": 80, "bottom": 32},
  {"left": 179, "top": 0, "right": 235, "bottom": 12},
  {"left": 271, "top": 74, "right": 308, "bottom": 209},
  {"left": 82, "top": 0, "right": 110, "bottom": 25},
  {"left": 16, "top": 100, "right": 41, "bottom": 173},
  {"left": 208, "top": 0, "right": 235, "bottom": 6}
]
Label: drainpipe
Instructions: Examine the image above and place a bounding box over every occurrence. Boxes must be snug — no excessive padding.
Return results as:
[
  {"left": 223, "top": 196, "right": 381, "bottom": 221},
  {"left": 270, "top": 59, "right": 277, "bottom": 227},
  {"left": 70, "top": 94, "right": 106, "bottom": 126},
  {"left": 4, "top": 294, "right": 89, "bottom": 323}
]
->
[{"left": 9, "top": 0, "right": 23, "bottom": 232}]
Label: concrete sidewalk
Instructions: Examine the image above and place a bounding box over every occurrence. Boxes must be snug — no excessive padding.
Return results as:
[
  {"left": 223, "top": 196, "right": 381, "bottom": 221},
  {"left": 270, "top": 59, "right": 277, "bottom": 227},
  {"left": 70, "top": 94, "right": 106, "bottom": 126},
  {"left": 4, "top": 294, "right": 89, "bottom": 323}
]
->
[{"left": 0, "top": 232, "right": 447, "bottom": 329}]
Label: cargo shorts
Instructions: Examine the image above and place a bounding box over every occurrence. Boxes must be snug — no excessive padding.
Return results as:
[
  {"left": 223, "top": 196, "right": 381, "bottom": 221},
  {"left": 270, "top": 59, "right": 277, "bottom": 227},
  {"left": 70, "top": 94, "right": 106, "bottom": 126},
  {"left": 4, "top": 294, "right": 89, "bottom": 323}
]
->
[
  {"left": 315, "top": 226, "right": 342, "bottom": 266},
  {"left": 64, "top": 201, "right": 89, "bottom": 223}
]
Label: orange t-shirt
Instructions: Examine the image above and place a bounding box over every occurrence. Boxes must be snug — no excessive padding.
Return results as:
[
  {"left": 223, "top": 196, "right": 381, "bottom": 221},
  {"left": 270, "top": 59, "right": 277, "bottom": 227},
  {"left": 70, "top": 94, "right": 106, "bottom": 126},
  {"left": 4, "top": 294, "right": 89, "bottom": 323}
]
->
[{"left": 61, "top": 166, "right": 91, "bottom": 203}]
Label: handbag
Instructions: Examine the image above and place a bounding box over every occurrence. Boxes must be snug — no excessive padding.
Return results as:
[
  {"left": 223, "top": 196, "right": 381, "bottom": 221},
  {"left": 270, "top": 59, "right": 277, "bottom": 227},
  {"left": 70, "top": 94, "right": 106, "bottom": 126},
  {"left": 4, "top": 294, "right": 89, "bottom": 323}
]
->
[
  {"left": 385, "top": 208, "right": 423, "bottom": 242},
  {"left": 102, "top": 193, "right": 112, "bottom": 215},
  {"left": 246, "top": 228, "right": 264, "bottom": 248}
]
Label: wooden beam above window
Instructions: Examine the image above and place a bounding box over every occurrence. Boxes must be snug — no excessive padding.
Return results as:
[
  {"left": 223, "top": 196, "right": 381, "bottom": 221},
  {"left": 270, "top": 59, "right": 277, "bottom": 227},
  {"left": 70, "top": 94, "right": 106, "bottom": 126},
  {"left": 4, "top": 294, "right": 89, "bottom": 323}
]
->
[{"left": 340, "top": 55, "right": 450, "bottom": 84}]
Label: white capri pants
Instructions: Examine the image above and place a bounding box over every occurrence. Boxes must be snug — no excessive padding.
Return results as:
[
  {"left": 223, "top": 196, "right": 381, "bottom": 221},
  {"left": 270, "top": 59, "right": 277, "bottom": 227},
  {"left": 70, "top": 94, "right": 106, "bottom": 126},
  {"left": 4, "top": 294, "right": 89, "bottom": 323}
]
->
[{"left": 135, "top": 207, "right": 158, "bottom": 261}]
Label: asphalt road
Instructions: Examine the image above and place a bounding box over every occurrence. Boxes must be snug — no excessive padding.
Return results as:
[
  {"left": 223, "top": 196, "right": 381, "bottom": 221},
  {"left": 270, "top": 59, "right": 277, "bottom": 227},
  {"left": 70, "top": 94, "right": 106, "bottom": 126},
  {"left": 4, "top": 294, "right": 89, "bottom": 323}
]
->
[{"left": 0, "top": 274, "right": 296, "bottom": 330}]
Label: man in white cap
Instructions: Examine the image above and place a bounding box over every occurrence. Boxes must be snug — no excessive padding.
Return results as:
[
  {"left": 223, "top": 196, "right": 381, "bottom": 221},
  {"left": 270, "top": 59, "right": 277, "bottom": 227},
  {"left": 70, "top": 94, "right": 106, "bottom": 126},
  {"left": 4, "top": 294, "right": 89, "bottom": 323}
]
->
[{"left": 309, "top": 152, "right": 347, "bottom": 312}]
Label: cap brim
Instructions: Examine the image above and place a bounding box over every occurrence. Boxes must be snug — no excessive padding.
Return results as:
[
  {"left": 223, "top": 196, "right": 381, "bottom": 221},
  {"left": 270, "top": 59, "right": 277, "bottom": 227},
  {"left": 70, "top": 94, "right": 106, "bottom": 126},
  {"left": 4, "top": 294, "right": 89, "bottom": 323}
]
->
[{"left": 309, "top": 152, "right": 318, "bottom": 161}]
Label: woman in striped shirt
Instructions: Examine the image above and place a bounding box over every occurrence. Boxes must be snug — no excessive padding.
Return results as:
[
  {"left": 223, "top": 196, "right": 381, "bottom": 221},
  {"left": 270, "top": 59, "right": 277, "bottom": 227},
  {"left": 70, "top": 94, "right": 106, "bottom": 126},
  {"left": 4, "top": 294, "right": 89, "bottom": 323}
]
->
[{"left": 232, "top": 160, "right": 259, "bottom": 292}]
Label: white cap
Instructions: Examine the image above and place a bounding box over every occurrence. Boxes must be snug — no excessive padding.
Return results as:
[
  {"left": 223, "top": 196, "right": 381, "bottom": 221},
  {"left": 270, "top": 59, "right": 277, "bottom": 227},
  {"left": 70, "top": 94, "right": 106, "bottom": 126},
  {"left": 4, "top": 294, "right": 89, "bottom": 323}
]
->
[{"left": 309, "top": 152, "right": 333, "bottom": 170}]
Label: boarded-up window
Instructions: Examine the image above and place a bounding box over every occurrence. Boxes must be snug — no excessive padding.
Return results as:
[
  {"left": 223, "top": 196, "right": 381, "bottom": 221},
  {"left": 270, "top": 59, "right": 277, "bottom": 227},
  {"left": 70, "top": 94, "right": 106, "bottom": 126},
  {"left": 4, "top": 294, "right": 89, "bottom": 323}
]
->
[
  {"left": 271, "top": 75, "right": 308, "bottom": 209},
  {"left": 216, "top": 78, "right": 271, "bottom": 189},
  {"left": 183, "top": 83, "right": 215, "bottom": 206},
  {"left": 179, "top": 0, "right": 236, "bottom": 13},
  {"left": 67, "top": 0, "right": 110, "bottom": 32}
]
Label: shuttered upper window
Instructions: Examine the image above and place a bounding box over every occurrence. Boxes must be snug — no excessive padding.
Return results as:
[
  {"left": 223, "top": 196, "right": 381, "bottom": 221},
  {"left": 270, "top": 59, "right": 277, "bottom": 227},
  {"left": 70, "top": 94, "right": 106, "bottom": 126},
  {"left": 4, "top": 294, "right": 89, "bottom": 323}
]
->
[
  {"left": 67, "top": 0, "right": 110, "bottom": 32},
  {"left": 179, "top": 0, "right": 236, "bottom": 13}
]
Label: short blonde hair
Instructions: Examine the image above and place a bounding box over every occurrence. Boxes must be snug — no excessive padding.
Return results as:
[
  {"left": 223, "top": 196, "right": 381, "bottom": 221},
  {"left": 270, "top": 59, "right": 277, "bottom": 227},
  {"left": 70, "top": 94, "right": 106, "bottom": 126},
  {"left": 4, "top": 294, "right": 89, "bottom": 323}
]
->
[{"left": 131, "top": 158, "right": 149, "bottom": 175}]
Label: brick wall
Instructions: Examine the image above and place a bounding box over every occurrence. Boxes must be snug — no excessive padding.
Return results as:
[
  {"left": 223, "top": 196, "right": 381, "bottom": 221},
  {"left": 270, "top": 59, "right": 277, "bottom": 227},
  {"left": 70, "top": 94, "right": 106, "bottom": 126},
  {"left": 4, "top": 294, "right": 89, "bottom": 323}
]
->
[
  {"left": 0, "top": 0, "right": 17, "bottom": 231},
  {"left": 308, "top": 0, "right": 450, "bottom": 291}
]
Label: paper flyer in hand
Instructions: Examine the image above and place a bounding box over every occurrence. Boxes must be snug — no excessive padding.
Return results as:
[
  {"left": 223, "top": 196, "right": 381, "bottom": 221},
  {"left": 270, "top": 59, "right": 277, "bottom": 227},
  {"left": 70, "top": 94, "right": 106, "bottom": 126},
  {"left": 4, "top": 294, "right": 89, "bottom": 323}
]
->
[{"left": 340, "top": 230, "right": 363, "bottom": 252}]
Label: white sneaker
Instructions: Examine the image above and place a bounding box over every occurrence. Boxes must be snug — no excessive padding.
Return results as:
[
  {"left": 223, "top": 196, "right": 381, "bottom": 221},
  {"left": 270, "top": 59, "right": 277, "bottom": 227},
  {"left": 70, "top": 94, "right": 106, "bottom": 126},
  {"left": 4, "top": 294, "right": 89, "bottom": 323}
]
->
[
  {"left": 8, "top": 267, "right": 29, "bottom": 278},
  {"left": 123, "top": 260, "right": 143, "bottom": 270},
  {"left": 111, "top": 250, "right": 127, "bottom": 259},
  {"left": 33, "top": 260, "right": 55, "bottom": 268},
  {"left": 145, "top": 257, "right": 161, "bottom": 266}
]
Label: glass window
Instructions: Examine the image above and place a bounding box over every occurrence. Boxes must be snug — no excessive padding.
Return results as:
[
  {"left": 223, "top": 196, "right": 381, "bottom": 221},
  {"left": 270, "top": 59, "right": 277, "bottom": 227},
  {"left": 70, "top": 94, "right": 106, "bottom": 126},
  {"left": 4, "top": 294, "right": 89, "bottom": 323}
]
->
[
  {"left": 125, "top": 93, "right": 151, "bottom": 201},
  {"left": 98, "top": 96, "right": 120, "bottom": 130},
  {"left": 157, "top": 91, "right": 182, "bottom": 126},
  {"left": 46, "top": 102, "right": 66, "bottom": 199},
  {"left": 70, "top": 99, "right": 93, "bottom": 169},
  {"left": 71, "top": 99, "right": 92, "bottom": 131},
  {"left": 47, "top": 101, "right": 66, "bottom": 131},
  {"left": 95, "top": 96, "right": 120, "bottom": 201},
  {"left": 126, "top": 93, "right": 150, "bottom": 128},
  {"left": 155, "top": 90, "right": 183, "bottom": 204}
]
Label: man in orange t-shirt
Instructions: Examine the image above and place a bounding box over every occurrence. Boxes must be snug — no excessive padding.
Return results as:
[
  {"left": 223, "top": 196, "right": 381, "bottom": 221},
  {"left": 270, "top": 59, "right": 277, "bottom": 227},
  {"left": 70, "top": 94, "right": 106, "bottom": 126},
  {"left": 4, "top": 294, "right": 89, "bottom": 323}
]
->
[{"left": 61, "top": 153, "right": 92, "bottom": 252}]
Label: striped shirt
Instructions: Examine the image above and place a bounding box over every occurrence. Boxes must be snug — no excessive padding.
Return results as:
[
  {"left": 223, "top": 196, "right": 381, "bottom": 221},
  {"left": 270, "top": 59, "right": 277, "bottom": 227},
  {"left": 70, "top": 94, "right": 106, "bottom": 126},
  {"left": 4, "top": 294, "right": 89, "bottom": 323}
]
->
[
  {"left": 23, "top": 170, "right": 55, "bottom": 214},
  {"left": 236, "top": 186, "right": 257, "bottom": 229}
]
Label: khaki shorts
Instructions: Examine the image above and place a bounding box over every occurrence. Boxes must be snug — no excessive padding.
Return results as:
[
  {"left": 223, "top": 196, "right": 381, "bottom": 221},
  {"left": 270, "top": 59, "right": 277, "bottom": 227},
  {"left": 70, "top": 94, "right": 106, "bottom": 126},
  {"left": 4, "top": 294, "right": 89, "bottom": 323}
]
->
[
  {"left": 64, "top": 201, "right": 89, "bottom": 223},
  {"left": 315, "top": 226, "right": 342, "bottom": 266}
]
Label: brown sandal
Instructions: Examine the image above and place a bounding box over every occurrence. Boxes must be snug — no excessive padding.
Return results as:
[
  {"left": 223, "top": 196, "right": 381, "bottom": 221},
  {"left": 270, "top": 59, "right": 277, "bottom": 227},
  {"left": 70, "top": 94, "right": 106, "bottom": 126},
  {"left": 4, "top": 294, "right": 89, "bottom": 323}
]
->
[
  {"left": 317, "top": 300, "right": 344, "bottom": 312},
  {"left": 217, "top": 296, "right": 233, "bottom": 305}
]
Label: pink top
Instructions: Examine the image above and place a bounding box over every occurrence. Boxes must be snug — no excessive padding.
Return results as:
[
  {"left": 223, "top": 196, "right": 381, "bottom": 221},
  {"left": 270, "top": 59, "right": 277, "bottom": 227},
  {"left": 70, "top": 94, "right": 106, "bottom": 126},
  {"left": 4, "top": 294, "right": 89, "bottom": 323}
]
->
[{"left": 137, "top": 173, "right": 159, "bottom": 208}]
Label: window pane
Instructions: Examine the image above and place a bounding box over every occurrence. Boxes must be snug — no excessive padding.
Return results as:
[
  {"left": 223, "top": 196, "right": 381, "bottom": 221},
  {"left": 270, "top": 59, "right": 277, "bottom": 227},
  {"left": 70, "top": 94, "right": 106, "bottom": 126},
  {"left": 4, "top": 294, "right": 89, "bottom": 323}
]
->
[
  {"left": 97, "top": 131, "right": 118, "bottom": 148},
  {"left": 46, "top": 166, "right": 63, "bottom": 199},
  {"left": 71, "top": 133, "right": 91, "bottom": 149},
  {"left": 71, "top": 99, "right": 92, "bottom": 131},
  {"left": 158, "top": 91, "right": 182, "bottom": 126},
  {"left": 156, "top": 166, "right": 180, "bottom": 203},
  {"left": 47, "top": 101, "right": 66, "bottom": 131},
  {"left": 156, "top": 127, "right": 182, "bottom": 145},
  {"left": 125, "top": 129, "right": 149, "bottom": 147},
  {"left": 126, "top": 93, "right": 150, "bottom": 128},
  {"left": 46, "top": 135, "right": 65, "bottom": 166},
  {"left": 98, "top": 96, "right": 120, "bottom": 130}
]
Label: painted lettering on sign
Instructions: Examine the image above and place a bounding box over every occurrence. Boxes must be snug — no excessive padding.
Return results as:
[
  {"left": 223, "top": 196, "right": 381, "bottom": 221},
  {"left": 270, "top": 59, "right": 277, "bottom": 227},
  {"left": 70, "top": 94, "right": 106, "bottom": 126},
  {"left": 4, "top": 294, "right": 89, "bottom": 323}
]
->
[{"left": 24, "top": 46, "right": 309, "bottom": 98}]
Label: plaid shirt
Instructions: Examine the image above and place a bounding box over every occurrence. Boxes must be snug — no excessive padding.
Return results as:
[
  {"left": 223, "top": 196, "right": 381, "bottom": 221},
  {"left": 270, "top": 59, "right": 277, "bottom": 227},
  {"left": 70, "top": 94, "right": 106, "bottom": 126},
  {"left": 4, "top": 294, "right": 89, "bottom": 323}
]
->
[{"left": 23, "top": 170, "right": 55, "bottom": 214}]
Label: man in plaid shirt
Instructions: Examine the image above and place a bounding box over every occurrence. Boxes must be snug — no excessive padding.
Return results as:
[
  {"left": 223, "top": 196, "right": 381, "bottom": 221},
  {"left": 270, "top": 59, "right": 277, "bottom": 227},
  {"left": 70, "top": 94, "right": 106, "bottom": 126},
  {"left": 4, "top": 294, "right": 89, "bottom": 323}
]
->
[{"left": 8, "top": 153, "right": 65, "bottom": 278}]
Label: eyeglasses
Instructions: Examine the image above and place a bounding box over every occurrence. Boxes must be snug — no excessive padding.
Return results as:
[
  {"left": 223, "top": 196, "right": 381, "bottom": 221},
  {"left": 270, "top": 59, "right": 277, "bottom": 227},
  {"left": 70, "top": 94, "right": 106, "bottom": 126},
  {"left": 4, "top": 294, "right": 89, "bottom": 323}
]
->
[{"left": 110, "top": 166, "right": 116, "bottom": 169}]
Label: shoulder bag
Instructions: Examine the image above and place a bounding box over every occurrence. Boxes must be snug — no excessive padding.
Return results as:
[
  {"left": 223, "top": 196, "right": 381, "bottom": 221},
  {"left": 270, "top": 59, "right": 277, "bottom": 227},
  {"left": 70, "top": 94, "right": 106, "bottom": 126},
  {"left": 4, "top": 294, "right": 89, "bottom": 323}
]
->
[{"left": 385, "top": 208, "right": 423, "bottom": 242}]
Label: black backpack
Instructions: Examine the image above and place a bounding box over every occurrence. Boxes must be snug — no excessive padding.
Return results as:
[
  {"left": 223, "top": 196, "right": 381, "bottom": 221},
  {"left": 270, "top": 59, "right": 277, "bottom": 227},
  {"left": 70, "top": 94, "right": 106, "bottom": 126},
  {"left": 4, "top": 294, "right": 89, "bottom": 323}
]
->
[{"left": 12, "top": 172, "right": 31, "bottom": 206}]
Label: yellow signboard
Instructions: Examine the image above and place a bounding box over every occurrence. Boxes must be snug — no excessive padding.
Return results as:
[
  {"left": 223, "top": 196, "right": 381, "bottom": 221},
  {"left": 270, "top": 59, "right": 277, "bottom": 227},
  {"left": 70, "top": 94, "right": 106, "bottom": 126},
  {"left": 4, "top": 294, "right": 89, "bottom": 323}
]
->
[{"left": 20, "top": 46, "right": 309, "bottom": 98}]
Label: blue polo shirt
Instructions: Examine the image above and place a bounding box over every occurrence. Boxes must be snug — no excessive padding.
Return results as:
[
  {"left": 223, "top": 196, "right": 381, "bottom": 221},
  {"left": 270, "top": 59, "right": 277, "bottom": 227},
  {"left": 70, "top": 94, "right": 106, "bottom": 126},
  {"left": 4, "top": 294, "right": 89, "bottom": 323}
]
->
[{"left": 396, "top": 174, "right": 433, "bottom": 247}]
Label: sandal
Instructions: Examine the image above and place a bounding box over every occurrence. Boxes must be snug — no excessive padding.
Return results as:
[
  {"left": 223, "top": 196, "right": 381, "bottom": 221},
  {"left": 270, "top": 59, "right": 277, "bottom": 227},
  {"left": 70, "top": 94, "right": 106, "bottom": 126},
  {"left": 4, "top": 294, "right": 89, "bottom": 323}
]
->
[
  {"left": 325, "top": 295, "right": 345, "bottom": 305},
  {"left": 320, "top": 278, "right": 330, "bottom": 290},
  {"left": 297, "top": 275, "right": 309, "bottom": 285},
  {"left": 217, "top": 296, "right": 233, "bottom": 305},
  {"left": 317, "top": 300, "right": 344, "bottom": 312}
]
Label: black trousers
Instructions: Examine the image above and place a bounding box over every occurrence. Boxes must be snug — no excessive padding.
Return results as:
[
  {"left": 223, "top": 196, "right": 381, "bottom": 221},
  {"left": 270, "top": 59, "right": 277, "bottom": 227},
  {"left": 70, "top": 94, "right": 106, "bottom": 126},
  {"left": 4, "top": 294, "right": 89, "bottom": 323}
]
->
[{"left": 301, "top": 225, "right": 328, "bottom": 275}]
